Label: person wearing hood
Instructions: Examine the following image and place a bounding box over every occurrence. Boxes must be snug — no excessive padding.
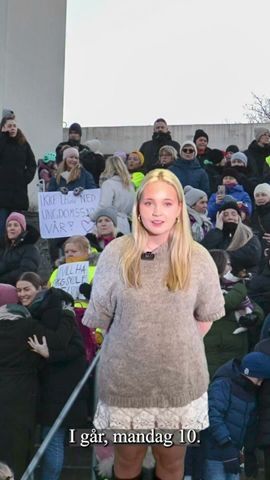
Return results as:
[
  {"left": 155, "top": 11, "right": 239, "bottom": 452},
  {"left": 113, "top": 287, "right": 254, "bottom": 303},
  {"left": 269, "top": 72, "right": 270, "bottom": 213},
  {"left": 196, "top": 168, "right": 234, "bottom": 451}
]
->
[
  {"left": 139, "top": 118, "right": 180, "bottom": 172},
  {"left": 79, "top": 139, "right": 105, "bottom": 185},
  {"left": 0, "top": 114, "right": 37, "bottom": 235},
  {"left": 201, "top": 201, "right": 261, "bottom": 274},
  {"left": 0, "top": 212, "right": 40, "bottom": 285},
  {"left": 207, "top": 168, "right": 252, "bottom": 222},
  {"left": 184, "top": 185, "right": 212, "bottom": 242},
  {"left": 244, "top": 127, "right": 270, "bottom": 188},
  {"left": 229, "top": 152, "right": 253, "bottom": 197},
  {"left": 0, "top": 283, "right": 77, "bottom": 479},
  {"left": 169, "top": 141, "right": 210, "bottom": 195},
  {"left": 202, "top": 352, "right": 270, "bottom": 479},
  {"left": 193, "top": 128, "right": 213, "bottom": 168},
  {"left": 55, "top": 122, "right": 88, "bottom": 165}
]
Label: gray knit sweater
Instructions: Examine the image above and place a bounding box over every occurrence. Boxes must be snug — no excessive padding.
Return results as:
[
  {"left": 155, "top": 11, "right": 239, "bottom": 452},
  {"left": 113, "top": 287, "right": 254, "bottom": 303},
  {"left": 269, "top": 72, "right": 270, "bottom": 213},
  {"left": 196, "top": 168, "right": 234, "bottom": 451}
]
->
[{"left": 83, "top": 236, "right": 225, "bottom": 408}]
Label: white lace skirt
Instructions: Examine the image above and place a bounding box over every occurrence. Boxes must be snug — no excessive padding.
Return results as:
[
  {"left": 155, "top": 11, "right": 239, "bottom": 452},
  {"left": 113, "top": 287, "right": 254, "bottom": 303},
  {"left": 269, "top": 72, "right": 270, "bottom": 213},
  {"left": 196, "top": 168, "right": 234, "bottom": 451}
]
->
[{"left": 94, "top": 392, "right": 209, "bottom": 431}]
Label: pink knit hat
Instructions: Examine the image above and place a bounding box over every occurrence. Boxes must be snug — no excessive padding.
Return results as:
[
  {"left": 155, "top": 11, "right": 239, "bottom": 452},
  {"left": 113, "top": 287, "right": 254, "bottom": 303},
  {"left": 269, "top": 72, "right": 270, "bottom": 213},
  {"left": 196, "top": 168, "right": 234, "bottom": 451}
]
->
[
  {"left": 0, "top": 284, "right": 18, "bottom": 306},
  {"left": 6, "top": 212, "right": 26, "bottom": 231}
]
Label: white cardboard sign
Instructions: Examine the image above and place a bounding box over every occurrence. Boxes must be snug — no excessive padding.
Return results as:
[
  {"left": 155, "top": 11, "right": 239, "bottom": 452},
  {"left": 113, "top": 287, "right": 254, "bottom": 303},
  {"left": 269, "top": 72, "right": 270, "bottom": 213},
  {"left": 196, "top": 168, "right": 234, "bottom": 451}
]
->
[{"left": 53, "top": 261, "right": 89, "bottom": 300}]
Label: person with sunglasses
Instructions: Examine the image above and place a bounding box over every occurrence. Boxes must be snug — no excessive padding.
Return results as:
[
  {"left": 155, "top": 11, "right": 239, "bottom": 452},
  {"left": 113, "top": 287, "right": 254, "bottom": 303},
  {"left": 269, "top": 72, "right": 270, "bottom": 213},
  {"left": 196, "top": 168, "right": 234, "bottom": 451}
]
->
[{"left": 169, "top": 141, "right": 210, "bottom": 195}]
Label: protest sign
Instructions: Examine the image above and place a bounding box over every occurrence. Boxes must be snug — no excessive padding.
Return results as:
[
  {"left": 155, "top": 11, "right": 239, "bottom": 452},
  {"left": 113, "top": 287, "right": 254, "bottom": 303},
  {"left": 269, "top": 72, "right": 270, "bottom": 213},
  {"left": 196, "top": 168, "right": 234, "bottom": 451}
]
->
[
  {"left": 38, "top": 189, "right": 100, "bottom": 238},
  {"left": 53, "top": 261, "right": 89, "bottom": 300}
]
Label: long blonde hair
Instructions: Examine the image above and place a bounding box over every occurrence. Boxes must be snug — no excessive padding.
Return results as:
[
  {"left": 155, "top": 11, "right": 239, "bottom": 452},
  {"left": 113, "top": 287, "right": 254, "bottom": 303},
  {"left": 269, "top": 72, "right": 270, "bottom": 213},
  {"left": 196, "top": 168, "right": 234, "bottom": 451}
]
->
[
  {"left": 56, "top": 159, "right": 81, "bottom": 184},
  {"left": 99, "top": 155, "right": 131, "bottom": 187},
  {"left": 226, "top": 220, "right": 254, "bottom": 251},
  {"left": 121, "top": 169, "right": 195, "bottom": 291}
]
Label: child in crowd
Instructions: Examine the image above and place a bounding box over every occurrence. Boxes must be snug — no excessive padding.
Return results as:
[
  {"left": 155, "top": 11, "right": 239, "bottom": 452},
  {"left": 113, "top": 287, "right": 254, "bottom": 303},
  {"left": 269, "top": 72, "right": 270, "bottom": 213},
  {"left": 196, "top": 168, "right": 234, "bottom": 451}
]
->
[
  {"left": 184, "top": 185, "right": 212, "bottom": 242},
  {"left": 38, "top": 152, "right": 57, "bottom": 190},
  {"left": 202, "top": 352, "right": 270, "bottom": 480},
  {"left": 48, "top": 235, "right": 99, "bottom": 362},
  {"left": 208, "top": 168, "right": 252, "bottom": 222},
  {"left": 126, "top": 150, "right": 145, "bottom": 190}
]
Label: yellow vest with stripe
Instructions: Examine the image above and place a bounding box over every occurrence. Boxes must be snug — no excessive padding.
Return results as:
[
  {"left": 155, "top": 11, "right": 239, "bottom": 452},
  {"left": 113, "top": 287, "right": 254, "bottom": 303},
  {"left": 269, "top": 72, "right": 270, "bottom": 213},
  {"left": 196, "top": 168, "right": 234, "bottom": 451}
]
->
[{"left": 48, "top": 264, "right": 96, "bottom": 308}]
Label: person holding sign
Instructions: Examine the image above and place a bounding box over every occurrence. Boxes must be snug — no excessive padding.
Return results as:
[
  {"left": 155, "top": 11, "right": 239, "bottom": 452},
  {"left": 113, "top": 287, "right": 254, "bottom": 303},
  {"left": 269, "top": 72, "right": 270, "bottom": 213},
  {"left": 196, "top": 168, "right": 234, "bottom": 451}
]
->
[
  {"left": 83, "top": 169, "right": 224, "bottom": 480},
  {"left": 48, "top": 235, "right": 99, "bottom": 361},
  {"left": 48, "top": 147, "right": 96, "bottom": 193}
]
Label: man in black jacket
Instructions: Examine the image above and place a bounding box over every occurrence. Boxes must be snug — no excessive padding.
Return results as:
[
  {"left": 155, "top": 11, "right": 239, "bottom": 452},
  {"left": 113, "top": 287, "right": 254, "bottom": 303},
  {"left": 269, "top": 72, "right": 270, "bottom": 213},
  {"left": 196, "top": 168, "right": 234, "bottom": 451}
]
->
[
  {"left": 55, "top": 122, "right": 88, "bottom": 164},
  {"left": 139, "top": 118, "right": 180, "bottom": 172},
  {"left": 244, "top": 127, "right": 270, "bottom": 189}
]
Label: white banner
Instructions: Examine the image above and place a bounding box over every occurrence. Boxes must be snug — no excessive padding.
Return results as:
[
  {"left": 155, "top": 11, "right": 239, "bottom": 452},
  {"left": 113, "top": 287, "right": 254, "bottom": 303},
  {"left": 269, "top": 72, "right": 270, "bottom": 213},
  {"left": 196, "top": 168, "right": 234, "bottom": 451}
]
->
[
  {"left": 38, "top": 189, "right": 100, "bottom": 238},
  {"left": 53, "top": 261, "right": 89, "bottom": 300}
]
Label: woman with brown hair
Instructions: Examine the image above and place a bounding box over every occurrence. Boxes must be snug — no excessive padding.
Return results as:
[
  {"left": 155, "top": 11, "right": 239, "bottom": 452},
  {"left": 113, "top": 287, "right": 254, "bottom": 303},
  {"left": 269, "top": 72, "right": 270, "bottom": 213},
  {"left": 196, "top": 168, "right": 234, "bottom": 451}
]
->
[
  {"left": 83, "top": 169, "right": 224, "bottom": 480},
  {"left": 0, "top": 114, "right": 36, "bottom": 235}
]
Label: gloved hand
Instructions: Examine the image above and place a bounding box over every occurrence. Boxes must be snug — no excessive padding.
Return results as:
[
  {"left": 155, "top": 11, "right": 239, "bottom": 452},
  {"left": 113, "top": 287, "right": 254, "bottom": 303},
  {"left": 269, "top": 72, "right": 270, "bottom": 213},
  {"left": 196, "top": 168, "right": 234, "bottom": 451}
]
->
[
  {"left": 244, "top": 450, "right": 258, "bottom": 478},
  {"left": 59, "top": 186, "right": 69, "bottom": 195},
  {"left": 73, "top": 186, "right": 84, "bottom": 196},
  {"left": 223, "top": 457, "right": 241, "bottom": 474},
  {"left": 79, "top": 283, "right": 92, "bottom": 300},
  {"left": 239, "top": 313, "right": 258, "bottom": 328}
]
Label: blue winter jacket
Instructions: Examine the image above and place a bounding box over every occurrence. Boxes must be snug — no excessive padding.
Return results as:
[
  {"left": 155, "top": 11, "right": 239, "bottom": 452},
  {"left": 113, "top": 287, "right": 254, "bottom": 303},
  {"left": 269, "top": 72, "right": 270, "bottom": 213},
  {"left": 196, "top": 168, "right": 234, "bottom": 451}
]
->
[
  {"left": 48, "top": 167, "right": 96, "bottom": 191},
  {"left": 208, "top": 184, "right": 252, "bottom": 221},
  {"left": 169, "top": 158, "right": 210, "bottom": 195},
  {"left": 201, "top": 359, "right": 257, "bottom": 460}
]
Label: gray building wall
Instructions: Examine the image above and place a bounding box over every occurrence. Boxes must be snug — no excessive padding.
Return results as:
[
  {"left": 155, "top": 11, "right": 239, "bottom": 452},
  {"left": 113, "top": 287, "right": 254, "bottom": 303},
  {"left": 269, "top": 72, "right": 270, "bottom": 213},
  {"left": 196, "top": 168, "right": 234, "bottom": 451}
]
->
[
  {"left": 63, "top": 122, "right": 270, "bottom": 155},
  {"left": 0, "top": 0, "right": 67, "bottom": 207}
]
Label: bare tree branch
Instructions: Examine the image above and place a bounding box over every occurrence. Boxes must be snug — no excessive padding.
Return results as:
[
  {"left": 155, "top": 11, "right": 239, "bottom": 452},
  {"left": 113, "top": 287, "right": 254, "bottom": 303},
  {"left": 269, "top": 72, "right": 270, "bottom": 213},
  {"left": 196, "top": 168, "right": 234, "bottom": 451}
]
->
[{"left": 244, "top": 92, "right": 270, "bottom": 123}]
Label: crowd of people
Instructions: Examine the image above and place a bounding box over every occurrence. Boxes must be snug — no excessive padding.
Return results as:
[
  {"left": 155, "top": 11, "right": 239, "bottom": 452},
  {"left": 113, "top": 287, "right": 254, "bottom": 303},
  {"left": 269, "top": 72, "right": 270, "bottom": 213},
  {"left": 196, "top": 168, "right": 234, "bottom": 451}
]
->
[{"left": 0, "top": 113, "right": 270, "bottom": 480}]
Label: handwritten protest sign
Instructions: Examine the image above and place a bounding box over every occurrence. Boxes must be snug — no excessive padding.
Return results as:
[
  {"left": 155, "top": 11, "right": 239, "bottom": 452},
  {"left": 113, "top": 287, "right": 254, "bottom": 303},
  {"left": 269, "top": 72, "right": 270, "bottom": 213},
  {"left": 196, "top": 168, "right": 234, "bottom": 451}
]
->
[
  {"left": 38, "top": 189, "right": 100, "bottom": 238},
  {"left": 53, "top": 261, "right": 89, "bottom": 300}
]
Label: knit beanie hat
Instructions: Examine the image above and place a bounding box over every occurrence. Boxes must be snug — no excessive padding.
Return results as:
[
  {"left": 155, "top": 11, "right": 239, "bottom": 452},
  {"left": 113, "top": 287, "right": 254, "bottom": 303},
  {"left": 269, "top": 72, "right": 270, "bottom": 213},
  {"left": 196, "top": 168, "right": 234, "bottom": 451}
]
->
[
  {"left": 93, "top": 207, "right": 117, "bottom": 227},
  {"left": 69, "top": 122, "right": 82, "bottom": 137},
  {"left": 230, "top": 152, "right": 248, "bottom": 166},
  {"left": 254, "top": 183, "right": 270, "bottom": 198},
  {"left": 225, "top": 145, "right": 239, "bottom": 154},
  {"left": 180, "top": 141, "right": 198, "bottom": 157},
  {"left": 218, "top": 200, "right": 241, "bottom": 216},
  {"left": 240, "top": 352, "right": 270, "bottom": 379},
  {"left": 193, "top": 129, "right": 209, "bottom": 143},
  {"left": 43, "top": 152, "right": 56, "bottom": 163},
  {"left": 208, "top": 149, "right": 224, "bottom": 165},
  {"left": 85, "top": 139, "right": 102, "bottom": 155},
  {"left": 184, "top": 185, "right": 207, "bottom": 207},
  {"left": 254, "top": 127, "right": 270, "bottom": 143},
  {"left": 62, "top": 147, "right": 79, "bottom": 161},
  {"left": 221, "top": 167, "right": 240, "bottom": 184},
  {"left": 0, "top": 284, "right": 18, "bottom": 306},
  {"left": 129, "top": 150, "right": 144, "bottom": 166},
  {"left": 6, "top": 212, "right": 26, "bottom": 231},
  {"left": 114, "top": 151, "right": 127, "bottom": 162}
]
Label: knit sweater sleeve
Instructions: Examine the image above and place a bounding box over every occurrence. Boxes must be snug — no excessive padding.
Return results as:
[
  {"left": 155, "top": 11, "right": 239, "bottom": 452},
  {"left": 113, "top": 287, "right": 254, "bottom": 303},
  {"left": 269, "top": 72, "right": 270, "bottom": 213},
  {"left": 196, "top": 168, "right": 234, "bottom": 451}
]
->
[
  {"left": 194, "top": 245, "right": 225, "bottom": 322},
  {"left": 82, "top": 238, "right": 120, "bottom": 329}
]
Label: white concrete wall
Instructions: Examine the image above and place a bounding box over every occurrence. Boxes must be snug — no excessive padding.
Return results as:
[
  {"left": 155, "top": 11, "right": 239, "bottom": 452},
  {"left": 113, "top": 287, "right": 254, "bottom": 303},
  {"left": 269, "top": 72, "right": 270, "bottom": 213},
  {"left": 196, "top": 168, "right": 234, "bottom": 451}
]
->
[
  {"left": 62, "top": 122, "right": 270, "bottom": 155},
  {"left": 0, "top": 0, "right": 66, "bottom": 207}
]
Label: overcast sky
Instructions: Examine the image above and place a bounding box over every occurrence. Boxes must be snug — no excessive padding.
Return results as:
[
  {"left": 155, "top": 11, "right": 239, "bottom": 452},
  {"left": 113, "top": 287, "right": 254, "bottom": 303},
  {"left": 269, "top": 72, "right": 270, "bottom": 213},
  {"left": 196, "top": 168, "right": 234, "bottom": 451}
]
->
[{"left": 64, "top": 0, "right": 270, "bottom": 127}]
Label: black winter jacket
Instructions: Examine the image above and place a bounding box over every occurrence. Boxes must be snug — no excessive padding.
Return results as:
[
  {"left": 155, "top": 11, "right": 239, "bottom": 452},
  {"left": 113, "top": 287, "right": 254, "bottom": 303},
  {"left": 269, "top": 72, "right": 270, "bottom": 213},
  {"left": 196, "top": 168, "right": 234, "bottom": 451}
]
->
[
  {"left": 0, "top": 131, "right": 36, "bottom": 210},
  {"left": 244, "top": 140, "right": 270, "bottom": 188},
  {"left": 79, "top": 148, "right": 105, "bottom": 185},
  {"left": 0, "top": 301, "right": 75, "bottom": 478},
  {"left": 0, "top": 225, "right": 40, "bottom": 285},
  {"left": 140, "top": 132, "right": 180, "bottom": 172},
  {"left": 28, "top": 288, "right": 89, "bottom": 427},
  {"left": 201, "top": 228, "right": 262, "bottom": 272},
  {"left": 248, "top": 263, "right": 270, "bottom": 315}
]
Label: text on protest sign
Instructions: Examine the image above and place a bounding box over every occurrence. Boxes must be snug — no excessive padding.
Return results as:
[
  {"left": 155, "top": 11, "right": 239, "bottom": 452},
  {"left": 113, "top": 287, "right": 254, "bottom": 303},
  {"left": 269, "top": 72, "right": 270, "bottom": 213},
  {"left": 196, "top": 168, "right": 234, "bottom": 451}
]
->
[
  {"left": 53, "top": 261, "right": 89, "bottom": 300},
  {"left": 38, "top": 189, "right": 100, "bottom": 238}
]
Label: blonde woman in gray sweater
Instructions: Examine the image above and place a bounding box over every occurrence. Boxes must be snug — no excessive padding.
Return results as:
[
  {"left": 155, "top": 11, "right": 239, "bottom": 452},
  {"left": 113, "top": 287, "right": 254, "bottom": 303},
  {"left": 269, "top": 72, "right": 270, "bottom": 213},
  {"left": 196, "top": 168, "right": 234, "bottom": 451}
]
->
[{"left": 83, "top": 169, "right": 224, "bottom": 480}]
